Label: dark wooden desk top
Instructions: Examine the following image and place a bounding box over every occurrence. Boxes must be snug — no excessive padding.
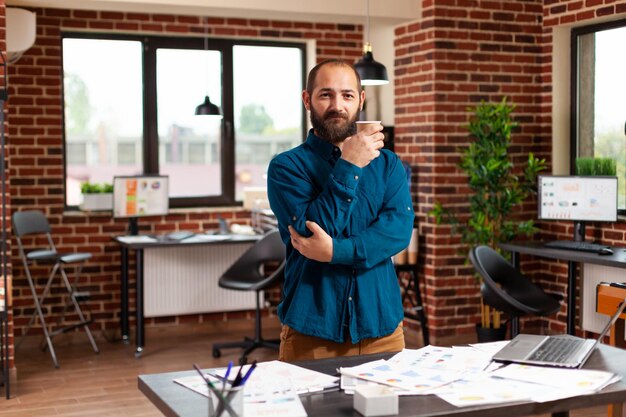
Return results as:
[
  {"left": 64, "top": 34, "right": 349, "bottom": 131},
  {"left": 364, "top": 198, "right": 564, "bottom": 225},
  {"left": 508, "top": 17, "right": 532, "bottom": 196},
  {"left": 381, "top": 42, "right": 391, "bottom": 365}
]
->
[
  {"left": 500, "top": 241, "right": 626, "bottom": 268},
  {"left": 138, "top": 345, "right": 626, "bottom": 417}
]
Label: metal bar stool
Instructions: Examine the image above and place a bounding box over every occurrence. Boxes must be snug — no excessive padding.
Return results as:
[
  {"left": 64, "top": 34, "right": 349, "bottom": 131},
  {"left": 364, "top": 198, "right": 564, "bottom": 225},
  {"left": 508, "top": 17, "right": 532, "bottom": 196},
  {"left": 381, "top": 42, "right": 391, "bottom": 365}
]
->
[{"left": 13, "top": 210, "right": 99, "bottom": 368}]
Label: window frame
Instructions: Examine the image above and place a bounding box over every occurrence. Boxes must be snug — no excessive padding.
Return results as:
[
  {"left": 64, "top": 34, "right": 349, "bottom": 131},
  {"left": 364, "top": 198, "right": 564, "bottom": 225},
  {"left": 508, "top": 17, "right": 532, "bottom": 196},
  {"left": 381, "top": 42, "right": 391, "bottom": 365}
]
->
[
  {"left": 570, "top": 17, "right": 626, "bottom": 216},
  {"left": 61, "top": 32, "right": 307, "bottom": 210}
]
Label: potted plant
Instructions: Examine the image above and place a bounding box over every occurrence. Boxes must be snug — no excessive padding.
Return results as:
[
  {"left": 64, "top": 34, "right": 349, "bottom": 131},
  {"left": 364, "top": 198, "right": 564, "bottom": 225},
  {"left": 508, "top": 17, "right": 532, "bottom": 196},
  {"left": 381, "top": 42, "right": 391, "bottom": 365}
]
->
[
  {"left": 575, "top": 157, "right": 616, "bottom": 176},
  {"left": 80, "top": 181, "right": 113, "bottom": 211},
  {"left": 430, "top": 97, "right": 546, "bottom": 341}
]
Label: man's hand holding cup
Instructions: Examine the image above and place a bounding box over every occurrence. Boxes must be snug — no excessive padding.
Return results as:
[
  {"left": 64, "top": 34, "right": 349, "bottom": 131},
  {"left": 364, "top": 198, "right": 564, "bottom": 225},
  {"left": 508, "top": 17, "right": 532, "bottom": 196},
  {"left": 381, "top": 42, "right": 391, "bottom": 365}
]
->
[{"left": 341, "top": 121, "right": 384, "bottom": 168}]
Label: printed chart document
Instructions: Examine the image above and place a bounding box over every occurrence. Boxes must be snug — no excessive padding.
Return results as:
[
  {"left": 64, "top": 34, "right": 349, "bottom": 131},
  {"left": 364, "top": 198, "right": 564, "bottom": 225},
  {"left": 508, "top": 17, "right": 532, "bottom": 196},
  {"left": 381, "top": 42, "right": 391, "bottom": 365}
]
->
[
  {"left": 174, "top": 374, "right": 307, "bottom": 417},
  {"left": 339, "top": 344, "right": 621, "bottom": 407},
  {"left": 213, "top": 360, "right": 339, "bottom": 394},
  {"left": 174, "top": 361, "right": 339, "bottom": 416},
  {"left": 339, "top": 345, "right": 493, "bottom": 394}
]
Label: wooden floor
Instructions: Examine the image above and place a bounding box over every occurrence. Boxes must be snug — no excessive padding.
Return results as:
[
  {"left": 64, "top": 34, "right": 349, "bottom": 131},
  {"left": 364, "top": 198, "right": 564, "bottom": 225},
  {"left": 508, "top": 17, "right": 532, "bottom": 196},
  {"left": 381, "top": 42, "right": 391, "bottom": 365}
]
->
[{"left": 0, "top": 318, "right": 614, "bottom": 417}]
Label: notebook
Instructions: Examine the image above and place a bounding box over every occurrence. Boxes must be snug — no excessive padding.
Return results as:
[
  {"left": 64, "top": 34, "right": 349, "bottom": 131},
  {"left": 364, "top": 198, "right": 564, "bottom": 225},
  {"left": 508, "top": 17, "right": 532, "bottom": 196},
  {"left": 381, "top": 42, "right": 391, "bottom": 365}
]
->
[{"left": 492, "top": 298, "right": 626, "bottom": 368}]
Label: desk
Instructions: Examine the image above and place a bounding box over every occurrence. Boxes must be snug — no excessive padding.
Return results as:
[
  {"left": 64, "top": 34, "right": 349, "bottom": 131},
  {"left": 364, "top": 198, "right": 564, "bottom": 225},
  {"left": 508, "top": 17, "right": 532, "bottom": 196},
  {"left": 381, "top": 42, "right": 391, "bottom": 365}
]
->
[
  {"left": 138, "top": 344, "right": 626, "bottom": 417},
  {"left": 114, "top": 234, "right": 260, "bottom": 356},
  {"left": 500, "top": 241, "right": 626, "bottom": 335}
]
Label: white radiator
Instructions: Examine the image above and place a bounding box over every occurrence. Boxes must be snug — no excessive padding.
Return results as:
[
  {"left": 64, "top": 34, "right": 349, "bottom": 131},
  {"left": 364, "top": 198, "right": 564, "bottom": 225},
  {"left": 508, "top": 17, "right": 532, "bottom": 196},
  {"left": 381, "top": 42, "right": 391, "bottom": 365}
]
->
[
  {"left": 581, "top": 263, "right": 626, "bottom": 338},
  {"left": 143, "top": 243, "right": 259, "bottom": 318}
]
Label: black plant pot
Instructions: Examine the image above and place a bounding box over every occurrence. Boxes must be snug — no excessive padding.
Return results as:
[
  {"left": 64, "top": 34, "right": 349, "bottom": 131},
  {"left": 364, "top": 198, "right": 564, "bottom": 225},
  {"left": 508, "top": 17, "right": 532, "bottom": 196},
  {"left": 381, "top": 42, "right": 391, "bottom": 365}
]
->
[{"left": 476, "top": 323, "right": 507, "bottom": 343}]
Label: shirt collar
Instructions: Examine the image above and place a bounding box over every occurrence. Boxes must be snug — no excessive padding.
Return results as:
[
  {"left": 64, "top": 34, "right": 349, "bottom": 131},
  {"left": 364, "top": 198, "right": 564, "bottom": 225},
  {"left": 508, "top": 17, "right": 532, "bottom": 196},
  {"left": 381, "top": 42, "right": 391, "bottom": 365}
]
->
[{"left": 304, "top": 129, "right": 341, "bottom": 162}]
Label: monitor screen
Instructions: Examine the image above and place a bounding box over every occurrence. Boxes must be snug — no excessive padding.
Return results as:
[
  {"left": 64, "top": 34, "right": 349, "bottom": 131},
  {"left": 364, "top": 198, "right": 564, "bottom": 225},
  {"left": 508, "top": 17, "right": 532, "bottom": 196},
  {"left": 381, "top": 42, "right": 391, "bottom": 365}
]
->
[
  {"left": 113, "top": 175, "right": 169, "bottom": 218},
  {"left": 538, "top": 175, "right": 618, "bottom": 222}
]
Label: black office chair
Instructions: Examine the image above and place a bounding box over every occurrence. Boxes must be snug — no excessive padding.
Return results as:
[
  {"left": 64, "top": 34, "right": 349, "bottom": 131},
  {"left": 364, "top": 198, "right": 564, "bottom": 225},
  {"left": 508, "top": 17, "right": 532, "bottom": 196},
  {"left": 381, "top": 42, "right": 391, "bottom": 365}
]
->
[
  {"left": 469, "top": 245, "right": 561, "bottom": 338},
  {"left": 13, "top": 210, "right": 99, "bottom": 368},
  {"left": 212, "top": 229, "right": 285, "bottom": 365}
]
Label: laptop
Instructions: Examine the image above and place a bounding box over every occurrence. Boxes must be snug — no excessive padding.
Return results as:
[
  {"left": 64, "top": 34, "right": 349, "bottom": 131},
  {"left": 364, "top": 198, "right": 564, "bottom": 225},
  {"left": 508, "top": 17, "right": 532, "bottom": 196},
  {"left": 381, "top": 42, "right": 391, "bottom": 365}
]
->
[{"left": 492, "top": 298, "right": 626, "bottom": 368}]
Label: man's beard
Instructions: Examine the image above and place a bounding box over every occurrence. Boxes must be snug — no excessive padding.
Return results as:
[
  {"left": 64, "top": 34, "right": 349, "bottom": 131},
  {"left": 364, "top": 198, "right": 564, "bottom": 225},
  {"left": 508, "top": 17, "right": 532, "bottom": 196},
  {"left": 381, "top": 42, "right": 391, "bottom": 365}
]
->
[{"left": 310, "top": 107, "right": 358, "bottom": 144}]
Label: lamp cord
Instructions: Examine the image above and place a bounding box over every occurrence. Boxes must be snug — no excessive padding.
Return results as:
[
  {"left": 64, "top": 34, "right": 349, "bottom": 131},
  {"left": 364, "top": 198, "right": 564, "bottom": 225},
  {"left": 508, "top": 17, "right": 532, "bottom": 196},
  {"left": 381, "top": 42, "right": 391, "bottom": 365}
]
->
[
  {"left": 203, "top": 16, "right": 209, "bottom": 97},
  {"left": 366, "top": 0, "right": 370, "bottom": 44},
  {"left": 203, "top": 16, "right": 208, "bottom": 52}
]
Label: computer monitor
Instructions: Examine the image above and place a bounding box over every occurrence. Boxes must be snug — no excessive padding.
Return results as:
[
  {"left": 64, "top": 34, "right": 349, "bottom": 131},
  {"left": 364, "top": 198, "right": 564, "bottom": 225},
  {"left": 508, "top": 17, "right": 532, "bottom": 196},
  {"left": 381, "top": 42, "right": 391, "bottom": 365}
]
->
[
  {"left": 113, "top": 175, "right": 169, "bottom": 235},
  {"left": 538, "top": 175, "right": 618, "bottom": 240}
]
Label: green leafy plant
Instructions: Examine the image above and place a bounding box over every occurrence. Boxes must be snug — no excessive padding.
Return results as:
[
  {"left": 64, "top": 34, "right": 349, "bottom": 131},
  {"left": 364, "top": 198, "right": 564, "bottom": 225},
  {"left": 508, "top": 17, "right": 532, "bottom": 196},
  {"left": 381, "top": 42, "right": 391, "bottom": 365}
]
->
[
  {"left": 81, "top": 181, "right": 113, "bottom": 194},
  {"left": 430, "top": 98, "right": 546, "bottom": 330},
  {"left": 575, "top": 157, "right": 616, "bottom": 176}
]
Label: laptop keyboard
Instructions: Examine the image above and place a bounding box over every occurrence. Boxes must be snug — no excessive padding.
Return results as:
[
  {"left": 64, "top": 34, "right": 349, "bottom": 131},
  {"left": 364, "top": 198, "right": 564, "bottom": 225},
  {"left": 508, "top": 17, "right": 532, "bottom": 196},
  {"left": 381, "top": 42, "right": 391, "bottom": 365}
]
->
[{"left": 527, "top": 337, "right": 585, "bottom": 363}]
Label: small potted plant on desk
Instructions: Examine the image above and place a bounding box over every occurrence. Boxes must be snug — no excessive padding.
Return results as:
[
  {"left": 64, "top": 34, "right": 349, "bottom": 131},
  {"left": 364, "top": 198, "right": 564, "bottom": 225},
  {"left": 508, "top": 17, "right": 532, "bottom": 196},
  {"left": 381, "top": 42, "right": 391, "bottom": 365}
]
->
[
  {"left": 80, "top": 181, "right": 113, "bottom": 211},
  {"left": 430, "top": 98, "right": 546, "bottom": 342},
  {"left": 575, "top": 157, "right": 616, "bottom": 177}
]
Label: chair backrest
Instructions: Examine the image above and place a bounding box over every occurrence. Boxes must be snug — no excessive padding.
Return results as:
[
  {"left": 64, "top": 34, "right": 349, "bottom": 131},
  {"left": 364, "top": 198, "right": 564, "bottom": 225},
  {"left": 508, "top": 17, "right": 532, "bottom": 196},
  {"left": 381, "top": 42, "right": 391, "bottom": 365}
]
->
[
  {"left": 13, "top": 210, "right": 52, "bottom": 237},
  {"left": 469, "top": 245, "right": 560, "bottom": 317},
  {"left": 219, "top": 229, "right": 285, "bottom": 292}
]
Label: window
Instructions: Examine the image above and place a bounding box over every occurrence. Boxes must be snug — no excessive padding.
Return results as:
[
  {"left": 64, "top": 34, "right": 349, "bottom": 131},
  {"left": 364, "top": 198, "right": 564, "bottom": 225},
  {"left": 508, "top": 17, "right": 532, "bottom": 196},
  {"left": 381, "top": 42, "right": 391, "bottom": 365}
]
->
[
  {"left": 233, "top": 45, "right": 304, "bottom": 199},
  {"left": 63, "top": 34, "right": 305, "bottom": 208},
  {"left": 572, "top": 19, "right": 626, "bottom": 212}
]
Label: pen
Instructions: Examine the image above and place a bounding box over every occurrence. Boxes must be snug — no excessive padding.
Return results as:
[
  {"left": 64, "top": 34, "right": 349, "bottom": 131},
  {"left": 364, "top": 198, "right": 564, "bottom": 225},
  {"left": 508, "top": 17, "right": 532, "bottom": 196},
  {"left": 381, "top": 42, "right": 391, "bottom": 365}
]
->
[
  {"left": 231, "top": 364, "right": 245, "bottom": 387},
  {"left": 238, "top": 360, "right": 257, "bottom": 386},
  {"left": 192, "top": 364, "right": 240, "bottom": 417},
  {"left": 222, "top": 360, "right": 233, "bottom": 393}
]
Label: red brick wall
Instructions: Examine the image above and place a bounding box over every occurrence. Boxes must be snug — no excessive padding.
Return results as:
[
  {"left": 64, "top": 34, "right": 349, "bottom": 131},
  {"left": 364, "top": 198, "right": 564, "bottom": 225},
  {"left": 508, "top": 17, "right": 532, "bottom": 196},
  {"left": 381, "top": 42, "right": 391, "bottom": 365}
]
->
[
  {"left": 0, "top": 0, "right": 14, "bottom": 375},
  {"left": 395, "top": 0, "right": 626, "bottom": 344},
  {"left": 7, "top": 8, "right": 363, "bottom": 341},
  {"left": 395, "top": 0, "right": 549, "bottom": 342}
]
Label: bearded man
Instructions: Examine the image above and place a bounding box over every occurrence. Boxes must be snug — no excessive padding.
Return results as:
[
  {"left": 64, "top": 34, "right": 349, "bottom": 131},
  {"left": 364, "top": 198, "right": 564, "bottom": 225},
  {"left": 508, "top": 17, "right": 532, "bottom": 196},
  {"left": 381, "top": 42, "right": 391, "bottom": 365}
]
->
[{"left": 267, "top": 59, "right": 414, "bottom": 361}]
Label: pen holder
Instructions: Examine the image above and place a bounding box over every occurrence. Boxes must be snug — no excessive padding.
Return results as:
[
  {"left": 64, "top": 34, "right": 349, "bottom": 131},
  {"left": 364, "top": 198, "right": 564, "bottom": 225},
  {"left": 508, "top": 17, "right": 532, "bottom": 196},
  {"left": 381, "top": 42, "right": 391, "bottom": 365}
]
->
[{"left": 209, "top": 385, "right": 244, "bottom": 417}]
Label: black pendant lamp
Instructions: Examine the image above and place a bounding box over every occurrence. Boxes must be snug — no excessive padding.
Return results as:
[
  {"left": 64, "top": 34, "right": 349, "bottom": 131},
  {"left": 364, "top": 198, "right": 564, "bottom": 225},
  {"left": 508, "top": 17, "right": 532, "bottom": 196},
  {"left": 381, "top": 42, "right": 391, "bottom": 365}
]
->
[
  {"left": 195, "top": 17, "right": 222, "bottom": 116},
  {"left": 354, "top": 0, "right": 389, "bottom": 86},
  {"left": 195, "top": 95, "right": 220, "bottom": 115}
]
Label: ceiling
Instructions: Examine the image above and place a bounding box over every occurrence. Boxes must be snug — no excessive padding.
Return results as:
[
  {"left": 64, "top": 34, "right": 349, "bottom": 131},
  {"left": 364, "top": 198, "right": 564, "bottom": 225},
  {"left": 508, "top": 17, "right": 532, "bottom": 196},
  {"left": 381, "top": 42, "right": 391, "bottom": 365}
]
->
[{"left": 7, "top": 0, "right": 422, "bottom": 25}]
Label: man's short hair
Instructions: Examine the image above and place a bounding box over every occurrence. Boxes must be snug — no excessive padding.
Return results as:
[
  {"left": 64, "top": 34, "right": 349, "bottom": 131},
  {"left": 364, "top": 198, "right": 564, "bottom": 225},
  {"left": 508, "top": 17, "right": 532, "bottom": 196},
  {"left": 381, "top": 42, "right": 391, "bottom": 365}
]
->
[{"left": 306, "top": 59, "right": 362, "bottom": 96}]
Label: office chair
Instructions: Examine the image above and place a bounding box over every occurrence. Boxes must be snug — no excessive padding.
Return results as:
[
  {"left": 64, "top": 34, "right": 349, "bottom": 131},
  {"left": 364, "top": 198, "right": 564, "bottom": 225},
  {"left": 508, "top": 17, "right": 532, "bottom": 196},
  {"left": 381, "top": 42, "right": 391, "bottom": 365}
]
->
[
  {"left": 13, "top": 210, "right": 99, "bottom": 368},
  {"left": 469, "top": 245, "right": 561, "bottom": 338},
  {"left": 212, "top": 229, "right": 285, "bottom": 365}
]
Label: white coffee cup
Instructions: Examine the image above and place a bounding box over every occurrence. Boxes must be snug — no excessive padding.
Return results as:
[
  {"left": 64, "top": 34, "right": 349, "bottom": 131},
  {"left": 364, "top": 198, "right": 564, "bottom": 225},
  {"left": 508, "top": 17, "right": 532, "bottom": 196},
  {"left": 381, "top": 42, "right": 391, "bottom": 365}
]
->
[{"left": 355, "top": 120, "right": 382, "bottom": 133}]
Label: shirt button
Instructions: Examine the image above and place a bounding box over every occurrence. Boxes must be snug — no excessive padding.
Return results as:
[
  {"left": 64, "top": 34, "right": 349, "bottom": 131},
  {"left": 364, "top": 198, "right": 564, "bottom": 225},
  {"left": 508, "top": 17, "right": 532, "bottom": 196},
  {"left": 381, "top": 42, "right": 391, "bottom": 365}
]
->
[
  {"left": 407, "top": 206, "right": 411, "bottom": 210},
  {"left": 354, "top": 175, "right": 359, "bottom": 180},
  {"left": 292, "top": 216, "right": 296, "bottom": 221},
  {"left": 348, "top": 297, "right": 352, "bottom": 301},
  {"left": 347, "top": 198, "right": 352, "bottom": 202}
]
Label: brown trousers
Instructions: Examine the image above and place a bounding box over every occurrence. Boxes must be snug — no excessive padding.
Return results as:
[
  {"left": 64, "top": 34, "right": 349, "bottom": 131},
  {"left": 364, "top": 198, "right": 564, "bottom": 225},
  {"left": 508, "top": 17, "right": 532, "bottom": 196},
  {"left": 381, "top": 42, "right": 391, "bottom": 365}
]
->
[{"left": 278, "top": 322, "right": 405, "bottom": 362}]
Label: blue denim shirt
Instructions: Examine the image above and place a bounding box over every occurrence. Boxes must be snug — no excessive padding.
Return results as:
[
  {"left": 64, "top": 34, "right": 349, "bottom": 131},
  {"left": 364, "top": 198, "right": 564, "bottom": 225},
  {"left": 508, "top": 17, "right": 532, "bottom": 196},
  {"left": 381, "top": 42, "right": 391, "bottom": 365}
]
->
[{"left": 267, "top": 129, "right": 414, "bottom": 343}]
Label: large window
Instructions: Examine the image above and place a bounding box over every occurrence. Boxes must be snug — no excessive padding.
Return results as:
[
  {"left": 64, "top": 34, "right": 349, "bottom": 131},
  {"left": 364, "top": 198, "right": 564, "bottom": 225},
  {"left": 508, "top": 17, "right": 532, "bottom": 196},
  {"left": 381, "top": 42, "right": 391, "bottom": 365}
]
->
[
  {"left": 572, "top": 19, "right": 626, "bottom": 212},
  {"left": 63, "top": 34, "right": 305, "bottom": 208}
]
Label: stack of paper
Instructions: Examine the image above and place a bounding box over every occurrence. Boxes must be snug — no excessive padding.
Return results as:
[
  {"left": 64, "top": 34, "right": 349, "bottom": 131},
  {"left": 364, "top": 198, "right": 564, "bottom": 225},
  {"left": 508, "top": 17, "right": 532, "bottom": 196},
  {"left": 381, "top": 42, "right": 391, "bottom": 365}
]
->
[
  {"left": 340, "top": 345, "right": 494, "bottom": 395},
  {"left": 215, "top": 360, "right": 339, "bottom": 394},
  {"left": 339, "top": 344, "right": 621, "bottom": 408},
  {"left": 116, "top": 235, "right": 157, "bottom": 244},
  {"left": 175, "top": 361, "right": 339, "bottom": 417}
]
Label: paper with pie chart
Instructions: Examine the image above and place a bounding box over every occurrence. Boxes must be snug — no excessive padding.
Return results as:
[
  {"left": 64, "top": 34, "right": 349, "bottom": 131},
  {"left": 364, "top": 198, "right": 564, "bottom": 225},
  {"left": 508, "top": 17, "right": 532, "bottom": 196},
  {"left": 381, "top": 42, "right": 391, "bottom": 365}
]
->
[{"left": 339, "top": 358, "right": 465, "bottom": 393}]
